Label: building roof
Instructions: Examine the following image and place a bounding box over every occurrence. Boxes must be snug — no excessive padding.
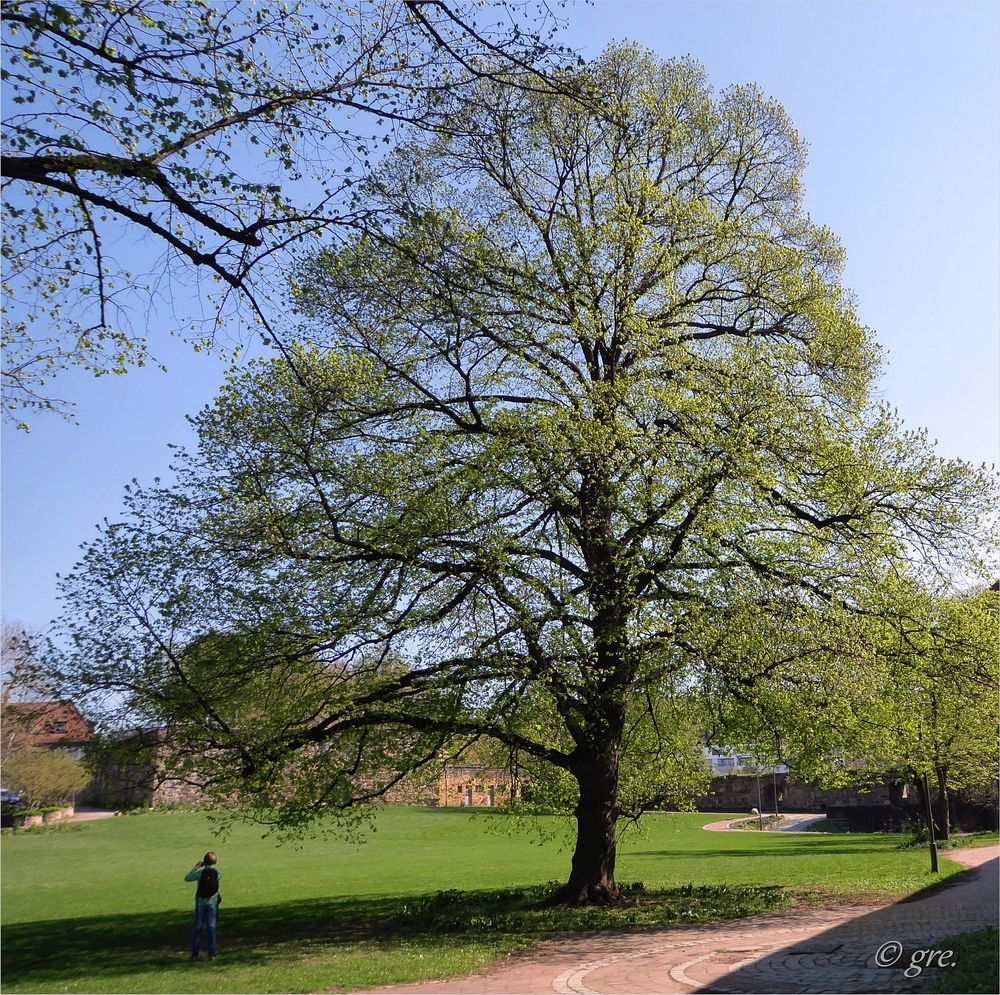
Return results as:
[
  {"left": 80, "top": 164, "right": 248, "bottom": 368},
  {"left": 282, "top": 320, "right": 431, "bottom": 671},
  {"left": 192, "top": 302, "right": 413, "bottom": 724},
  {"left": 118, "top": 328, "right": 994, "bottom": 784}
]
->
[{"left": 3, "top": 701, "right": 92, "bottom": 747}]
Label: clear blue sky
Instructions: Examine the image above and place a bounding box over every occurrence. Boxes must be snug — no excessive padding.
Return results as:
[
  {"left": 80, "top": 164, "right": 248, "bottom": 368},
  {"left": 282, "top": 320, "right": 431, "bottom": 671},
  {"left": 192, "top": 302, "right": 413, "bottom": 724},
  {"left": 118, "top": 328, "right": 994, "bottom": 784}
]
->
[{"left": 3, "top": 0, "right": 998, "bottom": 632}]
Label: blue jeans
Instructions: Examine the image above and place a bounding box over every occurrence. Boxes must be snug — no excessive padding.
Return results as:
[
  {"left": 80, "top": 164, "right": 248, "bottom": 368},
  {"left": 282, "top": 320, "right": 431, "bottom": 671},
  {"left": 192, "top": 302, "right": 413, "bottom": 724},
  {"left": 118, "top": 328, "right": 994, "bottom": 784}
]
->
[{"left": 191, "top": 902, "right": 217, "bottom": 957}]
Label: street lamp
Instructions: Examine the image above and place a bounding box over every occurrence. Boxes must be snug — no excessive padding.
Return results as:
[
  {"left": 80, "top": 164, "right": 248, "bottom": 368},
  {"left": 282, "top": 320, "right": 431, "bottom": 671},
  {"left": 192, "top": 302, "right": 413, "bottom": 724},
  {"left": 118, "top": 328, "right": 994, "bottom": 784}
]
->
[{"left": 922, "top": 772, "right": 940, "bottom": 873}]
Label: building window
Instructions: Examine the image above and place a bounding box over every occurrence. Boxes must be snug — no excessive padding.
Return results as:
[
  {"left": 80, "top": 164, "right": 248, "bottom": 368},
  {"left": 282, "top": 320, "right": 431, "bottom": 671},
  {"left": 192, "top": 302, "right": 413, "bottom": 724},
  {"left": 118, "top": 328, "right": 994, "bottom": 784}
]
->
[{"left": 51, "top": 720, "right": 68, "bottom": 733}]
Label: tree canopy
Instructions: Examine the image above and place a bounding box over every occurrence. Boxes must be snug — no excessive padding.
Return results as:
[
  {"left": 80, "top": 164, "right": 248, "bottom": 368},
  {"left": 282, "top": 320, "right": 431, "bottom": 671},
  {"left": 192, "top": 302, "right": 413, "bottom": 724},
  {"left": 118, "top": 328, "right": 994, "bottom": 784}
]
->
[
  {"left": 1, "top": 0, "right": 573, "bottom": 424},
  {"left": 57, "top": 45, "right": 995, "bottom": 904},
  {"left": 2, "top": 622, "right": 54, "bottom": 704},
  {"left": 1, "top": 748, "right": 89, "bottom": 809},
  {"left": 863, "top": 580, "right": 998, "bottom": 839}
]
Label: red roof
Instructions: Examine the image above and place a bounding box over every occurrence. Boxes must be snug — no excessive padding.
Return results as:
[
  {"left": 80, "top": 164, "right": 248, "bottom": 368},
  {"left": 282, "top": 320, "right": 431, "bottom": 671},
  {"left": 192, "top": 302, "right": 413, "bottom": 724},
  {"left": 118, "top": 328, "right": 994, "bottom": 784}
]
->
[{"left": 3, "top": 701, "right": 92, "bottom": 747}]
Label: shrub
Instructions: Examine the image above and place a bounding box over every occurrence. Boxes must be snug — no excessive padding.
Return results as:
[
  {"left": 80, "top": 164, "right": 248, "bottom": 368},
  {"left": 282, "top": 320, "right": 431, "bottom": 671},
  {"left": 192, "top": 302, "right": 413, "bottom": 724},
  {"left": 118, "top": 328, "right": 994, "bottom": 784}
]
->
[{"left": 1, "top": 748, "right": 89, "bottom": 807}]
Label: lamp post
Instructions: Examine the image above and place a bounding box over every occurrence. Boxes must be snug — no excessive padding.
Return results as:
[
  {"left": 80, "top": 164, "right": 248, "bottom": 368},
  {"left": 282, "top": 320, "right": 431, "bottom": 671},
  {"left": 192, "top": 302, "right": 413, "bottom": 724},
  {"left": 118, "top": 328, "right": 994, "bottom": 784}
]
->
[{"left": 922, "top": 772, "right": 940, "bottom": 874}]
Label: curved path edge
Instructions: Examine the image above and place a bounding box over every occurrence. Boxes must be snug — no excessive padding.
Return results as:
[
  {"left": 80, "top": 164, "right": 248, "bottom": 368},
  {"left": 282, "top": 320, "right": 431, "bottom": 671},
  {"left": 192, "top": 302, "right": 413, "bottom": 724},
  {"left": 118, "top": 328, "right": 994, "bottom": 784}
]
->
[
  {"left": 373, "top": 845, "right": 999, "bottom": 995},
  {"left": 702, "top": 813, "right": 826, "bottom": 833}
]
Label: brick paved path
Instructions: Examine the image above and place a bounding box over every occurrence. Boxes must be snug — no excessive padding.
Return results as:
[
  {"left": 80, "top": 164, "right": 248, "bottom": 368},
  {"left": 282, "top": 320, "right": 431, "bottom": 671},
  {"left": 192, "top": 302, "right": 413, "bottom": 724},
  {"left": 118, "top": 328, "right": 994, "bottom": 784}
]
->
[{"left": 380, "top": 846, "right": 998, "bottom": 994}]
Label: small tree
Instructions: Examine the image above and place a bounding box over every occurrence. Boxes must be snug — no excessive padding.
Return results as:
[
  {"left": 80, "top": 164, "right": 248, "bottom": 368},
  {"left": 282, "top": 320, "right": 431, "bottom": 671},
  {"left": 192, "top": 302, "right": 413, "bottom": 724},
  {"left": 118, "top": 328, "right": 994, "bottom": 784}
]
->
[
  {"left": 2, "top": 748, "right": 89, "bottom": 808},
  {"left": 879, "top": 583, "right": 999, "bottom": 840},
  {"left": 691, "top": 577, "right": 999, "bottom": 838}
]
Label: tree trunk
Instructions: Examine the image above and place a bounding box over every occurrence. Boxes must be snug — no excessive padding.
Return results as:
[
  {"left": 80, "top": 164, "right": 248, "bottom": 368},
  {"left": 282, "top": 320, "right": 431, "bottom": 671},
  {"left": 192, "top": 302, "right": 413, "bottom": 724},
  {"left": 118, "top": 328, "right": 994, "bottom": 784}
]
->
[
  {"left": 563, "top": 460, "right": 629, "bottom": 905},
  {"left": 551, "top": 754, "right": 621, "bottom": 905},
  {"left": 935, "top": 766, "right": 951, "bottom": 840}
]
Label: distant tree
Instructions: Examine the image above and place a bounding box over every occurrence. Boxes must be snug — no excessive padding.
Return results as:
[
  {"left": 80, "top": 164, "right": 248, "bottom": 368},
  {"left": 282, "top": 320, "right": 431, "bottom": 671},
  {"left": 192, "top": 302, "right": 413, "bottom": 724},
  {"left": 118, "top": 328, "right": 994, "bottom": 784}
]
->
[
  {"left": 695, "top": 578, "right": 999, "bottom": 838},
  {"left": 1, "top": 0, "right": 575, "bottom": 425},
  {"left": 2, "top": 622, "right": 52, "bottom": 699},
  {"left": 2, "top": 747, "right": 89, "bottom": 808},
  {"left": 58, "top": 45, "right": 994, "bottom": 904},
  {"left": 2, "top": 625, "right": 95, "bottom": 812},
  {"left": 1, "top": 622, "right": 57, "bottom": 758},
  {"left": 877, "top": 583, "right": 999, "bottom": 840}
]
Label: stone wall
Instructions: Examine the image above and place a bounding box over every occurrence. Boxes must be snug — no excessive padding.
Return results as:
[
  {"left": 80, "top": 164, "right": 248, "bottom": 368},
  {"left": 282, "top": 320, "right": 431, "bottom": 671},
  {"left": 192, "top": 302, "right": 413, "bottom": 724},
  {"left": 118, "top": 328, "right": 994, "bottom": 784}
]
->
[
  {"left": 382, "top": 776, "right": 440, "bottom": 807},
  {"left": 91, "top": 735, "right": 441, "bottom": 809},
  {"left": 86, "top": 730, "right": 212, "bottom": 809},
  {"left": 696, "top": 773, "right": 910, "bottom": 813},
  {"left": 88, "top": 763, "right": 209, "bottom": 809}
]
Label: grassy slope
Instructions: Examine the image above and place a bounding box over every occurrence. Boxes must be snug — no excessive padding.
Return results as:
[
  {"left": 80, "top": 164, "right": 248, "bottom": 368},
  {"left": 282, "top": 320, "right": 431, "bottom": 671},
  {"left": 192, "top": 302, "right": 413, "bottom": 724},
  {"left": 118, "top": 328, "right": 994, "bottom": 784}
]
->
[{"left": 1, "top": 808, "right": 986, "bottom": 993}]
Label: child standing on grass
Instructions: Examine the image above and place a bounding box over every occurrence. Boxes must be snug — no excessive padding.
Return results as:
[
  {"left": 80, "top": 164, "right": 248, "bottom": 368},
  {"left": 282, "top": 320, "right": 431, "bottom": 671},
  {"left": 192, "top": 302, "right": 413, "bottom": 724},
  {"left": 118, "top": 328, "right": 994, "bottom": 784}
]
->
[{"left": 185, "top": 851, "right": 221, "bottom": 960}]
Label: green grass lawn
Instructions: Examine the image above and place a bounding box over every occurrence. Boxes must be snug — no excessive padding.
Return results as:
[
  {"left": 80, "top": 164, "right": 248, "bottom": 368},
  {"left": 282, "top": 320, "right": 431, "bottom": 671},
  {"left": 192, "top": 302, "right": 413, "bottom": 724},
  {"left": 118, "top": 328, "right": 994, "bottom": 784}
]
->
[
  {"left": 926, "top": 928, "right": 1000, "bottom": 994},
  {"left": 1, "top": 807, "right": 989, "bottom": 993}
]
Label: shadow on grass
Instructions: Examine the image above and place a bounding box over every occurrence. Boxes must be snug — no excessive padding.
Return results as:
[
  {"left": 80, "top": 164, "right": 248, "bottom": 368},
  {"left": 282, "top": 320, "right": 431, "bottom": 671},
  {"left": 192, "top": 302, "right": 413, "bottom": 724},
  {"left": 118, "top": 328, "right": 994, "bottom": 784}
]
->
[
  {"left": 3, "top": 882, "right": 786, "bottom": 989},
  {"left": 2, "top": 896, "right": 396, "bottom": 984}
]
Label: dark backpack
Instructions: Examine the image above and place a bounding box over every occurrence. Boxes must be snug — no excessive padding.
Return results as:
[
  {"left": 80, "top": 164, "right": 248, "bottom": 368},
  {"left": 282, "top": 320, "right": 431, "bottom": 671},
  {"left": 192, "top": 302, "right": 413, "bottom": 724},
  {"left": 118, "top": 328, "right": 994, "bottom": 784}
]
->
[{"left": 197, "top": 866, "right": 220, "bottom": 901}]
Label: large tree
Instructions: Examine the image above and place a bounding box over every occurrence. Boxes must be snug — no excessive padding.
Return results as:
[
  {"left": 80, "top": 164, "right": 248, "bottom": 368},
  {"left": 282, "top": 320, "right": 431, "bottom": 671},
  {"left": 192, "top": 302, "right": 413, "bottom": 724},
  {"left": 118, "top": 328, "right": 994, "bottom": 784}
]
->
[
  {"left": 57, "top": 45, "right": 993, "bottom": 903},
  {"left": 1, "top": 0, "right": 572, "bottom": 424}
]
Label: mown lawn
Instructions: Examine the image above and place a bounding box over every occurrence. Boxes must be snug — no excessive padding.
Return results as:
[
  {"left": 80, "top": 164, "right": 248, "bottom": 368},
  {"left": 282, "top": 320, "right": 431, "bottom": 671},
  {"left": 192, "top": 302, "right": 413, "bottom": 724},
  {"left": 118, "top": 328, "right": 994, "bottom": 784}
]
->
[
  {"left": 928, "top": 927, "right": 1000, "bottom": 994},
  {"left": 1, "top": 807, "right": 986, "bottom": 993}
]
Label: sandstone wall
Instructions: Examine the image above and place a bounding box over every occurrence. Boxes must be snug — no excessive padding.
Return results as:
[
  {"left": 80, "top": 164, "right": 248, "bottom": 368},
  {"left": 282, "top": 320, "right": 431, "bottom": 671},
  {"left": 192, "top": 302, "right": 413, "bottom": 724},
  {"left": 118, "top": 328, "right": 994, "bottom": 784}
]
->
[
  {"left": 438, "top": 766, "right": 518, "bottom": 807},
  {"left": 696, "top": 773, "right": 909, "bottom": 813}
]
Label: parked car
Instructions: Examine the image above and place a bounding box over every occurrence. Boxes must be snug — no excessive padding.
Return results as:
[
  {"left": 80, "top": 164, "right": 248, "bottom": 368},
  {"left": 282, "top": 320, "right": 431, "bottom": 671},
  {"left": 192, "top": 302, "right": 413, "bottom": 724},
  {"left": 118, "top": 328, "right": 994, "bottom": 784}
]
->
[{"left": 1, "top": 788, "right": 25, "bottom": 827}]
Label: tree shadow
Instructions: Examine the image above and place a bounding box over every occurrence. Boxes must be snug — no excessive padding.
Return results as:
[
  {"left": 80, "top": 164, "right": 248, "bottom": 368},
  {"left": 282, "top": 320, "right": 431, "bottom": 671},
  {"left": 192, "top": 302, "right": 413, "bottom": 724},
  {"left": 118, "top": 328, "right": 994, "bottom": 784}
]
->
[
  {"left": 694, "top": 857, "right": 999, "bottom": 993},
  {"left": 2, "top": 894, "right": 406, "bottom": 987},
  {"left": 2, "top": 881, "right": 786, "bottom": 989}
]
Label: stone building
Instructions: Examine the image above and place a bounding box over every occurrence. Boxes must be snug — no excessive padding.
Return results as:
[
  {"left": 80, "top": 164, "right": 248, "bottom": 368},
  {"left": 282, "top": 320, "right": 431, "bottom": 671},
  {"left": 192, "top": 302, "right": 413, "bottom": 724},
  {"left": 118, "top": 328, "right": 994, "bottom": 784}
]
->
[{"left": 438, "top": 765, "right": 519, "bottom": 807}]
